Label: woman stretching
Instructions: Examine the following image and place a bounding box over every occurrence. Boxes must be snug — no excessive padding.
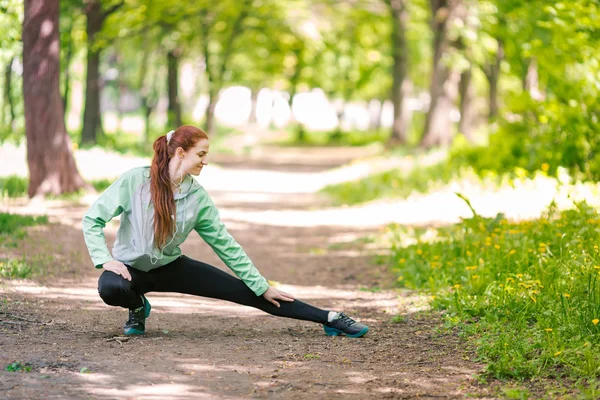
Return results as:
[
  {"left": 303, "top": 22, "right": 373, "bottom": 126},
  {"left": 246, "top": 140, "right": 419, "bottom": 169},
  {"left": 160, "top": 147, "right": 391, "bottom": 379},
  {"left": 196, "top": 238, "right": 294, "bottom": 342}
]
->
[{"left": 82, "top": 125, "right": 368, "bottom": 338}]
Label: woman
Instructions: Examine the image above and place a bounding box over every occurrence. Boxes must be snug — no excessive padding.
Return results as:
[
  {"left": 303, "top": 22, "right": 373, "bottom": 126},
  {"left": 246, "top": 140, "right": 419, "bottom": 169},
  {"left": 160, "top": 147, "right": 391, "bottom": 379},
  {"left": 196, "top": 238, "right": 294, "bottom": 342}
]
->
[{"left": 82, "top": 125, "right": 368, "bottom": 338}]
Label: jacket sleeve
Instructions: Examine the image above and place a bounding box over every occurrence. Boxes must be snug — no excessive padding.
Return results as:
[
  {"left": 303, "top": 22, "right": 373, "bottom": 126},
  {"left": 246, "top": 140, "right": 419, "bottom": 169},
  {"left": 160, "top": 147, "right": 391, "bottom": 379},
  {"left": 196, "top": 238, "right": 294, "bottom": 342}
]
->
[
  {"left": 193, "top": 189, "right": 270, "bottom": 296},
  {"left": 81, "top": 171, "right": 133, "bottom": 269}
]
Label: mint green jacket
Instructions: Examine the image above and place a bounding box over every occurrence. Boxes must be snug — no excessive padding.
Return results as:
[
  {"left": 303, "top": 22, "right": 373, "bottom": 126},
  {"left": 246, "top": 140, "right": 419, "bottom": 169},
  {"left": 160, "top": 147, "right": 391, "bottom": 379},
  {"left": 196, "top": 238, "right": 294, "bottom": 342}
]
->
[{"left": 81, "top": 167, "right": 269, "bottom": 296}]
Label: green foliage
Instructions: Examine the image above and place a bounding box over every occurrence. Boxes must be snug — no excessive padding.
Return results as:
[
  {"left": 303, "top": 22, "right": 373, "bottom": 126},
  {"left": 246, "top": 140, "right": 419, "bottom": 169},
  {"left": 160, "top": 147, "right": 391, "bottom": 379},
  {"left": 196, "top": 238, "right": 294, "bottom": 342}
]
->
[
  {"left": 276, "top": 127, "right": 391, "bottom": 148},
  {"left": 5, "top": 361, "right": 32, "bottom": 372},
  {"left": 0, "top": 258, "right": 32, "bottom": 278},
  {"left": 388, "top": 200, "right": 600, "bottom": 379},
  {"left": 0, "top": 175, "right": 27, "bottom": 197},
  {"left": 454, "top": 0, "right": 600, "bottom": 182}
]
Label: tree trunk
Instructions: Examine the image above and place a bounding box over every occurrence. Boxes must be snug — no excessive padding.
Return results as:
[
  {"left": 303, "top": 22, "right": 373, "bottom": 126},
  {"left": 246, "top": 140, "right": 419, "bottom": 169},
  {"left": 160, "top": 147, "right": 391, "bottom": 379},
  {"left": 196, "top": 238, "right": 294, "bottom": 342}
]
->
[
  {"left": 387, "top": 0, "right": 409, "bottom": 144},
  {"left": 81, "top": 0, "right": 104, "bottom": 145},
  {"left": 167, "top": 49, "right": 182, "bottom": 128},
  {"left": 421, "top": 0, "right": 462, "bottom": 148},
  {"left": 248, "top": 88, "right": 259, "bottom": 124},
  {"left": 524, "top": 57, "right": 543, "bottom": 100},
  {"left": 205, "top": 90, "right": 217, "bottom": 136},
  {"left": 23, "top": 0, "right": 86, "bottom": 197},
  {"left": 3, "top": 57, "right": 16, "bottom": 128},
  {"left": 61, "top": 17, "right": 74, "bottom": 119},
  {"left": 458, "top": 67, "right": 475, "bottom": 140},
  {"left": 484, "top": 38, "right": 503, "bottom": 120}
]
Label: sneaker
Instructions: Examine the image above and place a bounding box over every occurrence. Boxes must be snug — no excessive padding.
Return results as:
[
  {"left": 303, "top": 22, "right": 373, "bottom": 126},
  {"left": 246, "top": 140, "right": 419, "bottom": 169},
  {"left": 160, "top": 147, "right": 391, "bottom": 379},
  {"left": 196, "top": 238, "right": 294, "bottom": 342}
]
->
[
  {"left": 124, "top": 295, "right": 151, "bottom": 335},
  {"left": 323, "top": 312, "right": 369, "bottom": 338}
]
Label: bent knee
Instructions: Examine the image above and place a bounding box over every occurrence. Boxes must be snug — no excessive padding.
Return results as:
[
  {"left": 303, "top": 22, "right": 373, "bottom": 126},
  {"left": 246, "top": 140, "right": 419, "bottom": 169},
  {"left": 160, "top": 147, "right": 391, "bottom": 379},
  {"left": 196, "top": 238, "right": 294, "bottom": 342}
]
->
[{"left": 98, "top": 272, "right": 132, "bottom": 305}]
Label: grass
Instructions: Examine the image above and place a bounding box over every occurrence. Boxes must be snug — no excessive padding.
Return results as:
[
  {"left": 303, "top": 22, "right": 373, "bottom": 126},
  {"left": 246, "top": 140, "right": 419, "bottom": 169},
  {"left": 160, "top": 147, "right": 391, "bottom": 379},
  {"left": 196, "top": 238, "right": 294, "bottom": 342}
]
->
[
  {"left": 273, "top": 127, "right": 392, "bottom": 147},
  {"left": 0, "top": 258, "right": 32, "bottom": 279},
  {"left": 320, "top": 161, "right": 458, "bottom": 205},
  {"left": 0, "top": 212, "right": 48, "bottom": 279},
  {"left": 387, "top": 197, "right": 600, "bottom": 383},
  {"left": 0, "top": 175, "right": 115, "bottom": 199}
]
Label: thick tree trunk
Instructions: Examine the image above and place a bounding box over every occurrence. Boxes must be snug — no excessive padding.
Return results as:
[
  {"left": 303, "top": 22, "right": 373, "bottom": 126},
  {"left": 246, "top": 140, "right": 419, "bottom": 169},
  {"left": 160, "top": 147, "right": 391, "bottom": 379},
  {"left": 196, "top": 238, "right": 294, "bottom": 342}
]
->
[
  {"left": 458, "top": 67, "right": 476, "bottom": 140},
  {"left": 248, "top": 88, "right": 259, "bottom": 124},
  {"left": 23, "top": 0, "right": 85, "bottom": 197},
  {"left": 3, "top": 57, "right": 16, "bottom": 128},
  {"left": 387, "top": 0, "right": 409, "bottom": 144},
  {"left": 81, "top": 0, "right": 104, "bottom": 145},
  {"left": 421, "top": 0, "right": 462, "bottom": 148},
  {"left": 167, "top": 49, "right": 182, "bottom": 128}
]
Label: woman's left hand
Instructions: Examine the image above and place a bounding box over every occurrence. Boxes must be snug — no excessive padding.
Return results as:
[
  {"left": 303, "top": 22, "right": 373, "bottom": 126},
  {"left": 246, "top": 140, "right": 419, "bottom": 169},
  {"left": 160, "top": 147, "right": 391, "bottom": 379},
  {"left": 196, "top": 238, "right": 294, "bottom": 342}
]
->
[{"left": 263, "top": 286, "right": 295, "bottom": 308}]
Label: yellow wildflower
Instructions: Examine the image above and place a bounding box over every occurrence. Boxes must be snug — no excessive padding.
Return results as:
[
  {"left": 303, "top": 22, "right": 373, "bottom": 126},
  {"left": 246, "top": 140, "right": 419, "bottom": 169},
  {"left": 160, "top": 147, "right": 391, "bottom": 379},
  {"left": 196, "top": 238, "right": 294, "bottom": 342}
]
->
[
  {"left": 508, "top": 249, "right": 517, "bottom": 255},
  {"left": 472, "top": 275, "right": 479, "bottom": 280},
  {"left": 564, "top": 293, "right": 570, "bottom": 298},
  {"left": 494, "top": 244, "right": 501, "bottom": 250},
  {"left": 397, "top": 276, "right": 404, "bottom": 282},
  {"left": 453, "top": 284, "right": 461, "bottom": 289},
  {"left": 593, "top": 319, "right": 599, "bottom": 325},
  {"left": 530, "top": 296, "right": 536, "bottom": 303},
  {"left": 399, "top": 258, "right": 406, "bottom": 264},
  {"left": 541, "top": 163, "right": 550, "bottom": 172},
  {"left": 465, "top": 266, "right": 477, "bottom": 271},
  {"left": 516, "top": 274, "right": 523, "bottom": 278},
  {"left": 545, "top": 328, "right": 553, "bottom": 332},
  {"left": 554, "top": 351, "right": 561, "bottom": 356},
  {"left": 416, "top": 249, "right": 423, "bottom": 255},
  {"left": 466, "top": 251, "right": 472, "bottom": 257}
]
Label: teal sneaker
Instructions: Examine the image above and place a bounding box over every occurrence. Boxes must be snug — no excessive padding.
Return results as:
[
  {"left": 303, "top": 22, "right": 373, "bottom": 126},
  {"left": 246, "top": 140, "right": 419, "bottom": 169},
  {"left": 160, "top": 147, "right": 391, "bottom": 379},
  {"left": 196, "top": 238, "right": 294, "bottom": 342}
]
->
[
  {"left": 323, "top": 312, "right": 369, "bottom": 338},
  {"left": 124, "top": 295, "right": 151, "bottom": 335}
]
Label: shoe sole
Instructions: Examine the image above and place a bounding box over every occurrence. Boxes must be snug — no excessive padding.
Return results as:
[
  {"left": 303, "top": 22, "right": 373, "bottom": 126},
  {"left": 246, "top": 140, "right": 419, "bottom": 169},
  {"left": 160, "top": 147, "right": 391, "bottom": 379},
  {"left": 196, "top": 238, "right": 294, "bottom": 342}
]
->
[
  {"left": 123, "top": 296, "right": 151, "bottom": 336},
  {"left": 124, "top": 327, "right": 145, "bottom": 335},
  {"left": 323, "top": 325, "right": 369, "bottom": 338}
]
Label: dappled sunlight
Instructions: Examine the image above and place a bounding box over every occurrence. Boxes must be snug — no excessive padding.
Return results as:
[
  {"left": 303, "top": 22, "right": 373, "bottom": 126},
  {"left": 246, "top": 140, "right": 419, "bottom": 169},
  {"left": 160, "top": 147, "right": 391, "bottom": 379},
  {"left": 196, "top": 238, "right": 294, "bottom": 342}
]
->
[
  {"left": 2, "top": 280, "right": 416, "bottom": 317},
  {"left": 83, "top": 383, "right": 211, "bottom": 399}
]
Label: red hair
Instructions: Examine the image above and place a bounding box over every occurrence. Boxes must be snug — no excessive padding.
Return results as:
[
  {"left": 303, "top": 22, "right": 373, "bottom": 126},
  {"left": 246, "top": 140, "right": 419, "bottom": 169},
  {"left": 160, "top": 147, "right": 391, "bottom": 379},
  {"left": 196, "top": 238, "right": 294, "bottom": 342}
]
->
[{"left": 150, "top": 125, "right": 209, "bottom": 249}]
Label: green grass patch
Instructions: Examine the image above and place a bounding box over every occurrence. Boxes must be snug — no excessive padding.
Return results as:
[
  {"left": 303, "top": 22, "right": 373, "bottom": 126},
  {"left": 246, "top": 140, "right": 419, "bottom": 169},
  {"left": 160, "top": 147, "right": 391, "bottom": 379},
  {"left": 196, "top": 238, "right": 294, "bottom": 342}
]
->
[
  {"left": 0, "top": 258, "right": 32, "bottom": 279},
  {"left": 388, "top": 198, "right": 600, "bottom": 381},
  {"left": 0, "top": 175, "right": 28, "bottom": 198},
  {"left": 0, "top": 212, "right": 48, "bottom": 248},
  {"left": 274, "top": 127, "right": 392, "bottom": 147},
  {"left": 0, "top": 175, "right": 115, "bottom": 199},
  {"left": 5, "top": 361, "right": 32, "bottom": 372},
  {"left": 320, "top": 162, "right": 457, "bottom": 205}
]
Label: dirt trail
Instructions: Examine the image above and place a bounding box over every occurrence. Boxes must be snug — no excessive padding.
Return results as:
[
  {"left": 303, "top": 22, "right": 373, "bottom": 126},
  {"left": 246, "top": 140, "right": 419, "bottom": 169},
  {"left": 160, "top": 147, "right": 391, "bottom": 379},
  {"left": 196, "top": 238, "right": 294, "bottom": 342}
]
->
[{"left": 0, "top": 149, "right": 494, "bottom": 399}]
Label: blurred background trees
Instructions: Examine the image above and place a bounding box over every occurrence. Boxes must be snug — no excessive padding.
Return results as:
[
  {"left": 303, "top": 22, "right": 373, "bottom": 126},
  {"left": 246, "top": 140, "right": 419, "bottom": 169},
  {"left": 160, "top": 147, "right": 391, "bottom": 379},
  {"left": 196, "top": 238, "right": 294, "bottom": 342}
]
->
[{"left": 1, "top": 0, "right": 599, "bottom": 195}]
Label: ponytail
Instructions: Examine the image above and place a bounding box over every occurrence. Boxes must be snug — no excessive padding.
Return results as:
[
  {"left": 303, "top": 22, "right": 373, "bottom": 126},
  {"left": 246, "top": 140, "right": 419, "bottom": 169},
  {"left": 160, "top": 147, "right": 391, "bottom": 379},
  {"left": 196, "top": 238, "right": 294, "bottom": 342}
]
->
[
  {"left": 150, "top": 135, "right": 176, "bottom": 249},
  {"left": 150, "top": 125, "right": 209, "bottom": 250}
]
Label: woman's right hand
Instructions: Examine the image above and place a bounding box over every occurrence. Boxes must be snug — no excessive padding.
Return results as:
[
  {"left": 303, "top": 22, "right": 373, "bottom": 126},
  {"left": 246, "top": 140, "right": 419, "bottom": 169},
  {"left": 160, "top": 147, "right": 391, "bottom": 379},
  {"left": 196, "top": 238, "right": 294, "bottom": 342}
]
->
[{"left": 102, "top": 260, "right": 132, "bottom": 281}]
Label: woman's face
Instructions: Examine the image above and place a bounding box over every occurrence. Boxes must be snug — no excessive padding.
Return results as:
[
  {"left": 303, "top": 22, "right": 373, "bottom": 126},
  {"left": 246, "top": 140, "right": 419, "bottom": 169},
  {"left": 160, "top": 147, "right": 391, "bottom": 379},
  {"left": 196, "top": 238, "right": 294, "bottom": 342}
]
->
[{"left": 177, "top": 138, "right": 209, "bottom": 176}]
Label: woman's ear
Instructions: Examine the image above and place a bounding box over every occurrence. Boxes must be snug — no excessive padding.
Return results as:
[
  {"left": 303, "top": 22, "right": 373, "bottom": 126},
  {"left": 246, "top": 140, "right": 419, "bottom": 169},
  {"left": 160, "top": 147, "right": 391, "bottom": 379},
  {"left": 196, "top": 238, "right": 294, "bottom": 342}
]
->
[{"left": 177, "top": 148, "right": 184, "bottom": 159}]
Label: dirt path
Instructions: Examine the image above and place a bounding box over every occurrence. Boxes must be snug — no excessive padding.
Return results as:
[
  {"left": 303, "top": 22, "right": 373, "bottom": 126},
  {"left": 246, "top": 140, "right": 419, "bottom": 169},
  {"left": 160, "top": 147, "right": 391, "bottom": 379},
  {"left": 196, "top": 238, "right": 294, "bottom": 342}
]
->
[{"left": 0, "top": 150, "right": 494, "bottom": 399}]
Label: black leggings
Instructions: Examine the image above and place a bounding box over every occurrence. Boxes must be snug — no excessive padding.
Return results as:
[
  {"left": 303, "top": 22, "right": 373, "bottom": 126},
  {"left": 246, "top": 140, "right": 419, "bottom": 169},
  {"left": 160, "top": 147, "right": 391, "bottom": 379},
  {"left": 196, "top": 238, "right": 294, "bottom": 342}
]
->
[{"left": 97, "top": 255, "right": 329, "bottom": 324}]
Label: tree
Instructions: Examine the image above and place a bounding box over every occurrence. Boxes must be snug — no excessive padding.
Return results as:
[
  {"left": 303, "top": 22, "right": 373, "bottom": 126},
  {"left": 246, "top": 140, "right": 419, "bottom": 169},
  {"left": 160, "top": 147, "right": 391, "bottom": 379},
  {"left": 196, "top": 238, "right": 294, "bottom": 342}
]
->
[
  {"left": 420, "top": 0, "right": 463, "bottom": 148},
  {"left": 197, "top": 0, "right": 255, "bottom": 135},
  {"left": 80, "top": 0, "right": 123, "bottom": 145},
  {"left": 387, "top": 0, "right": 410, "bottom": 144},
  {"left": 23, "top": 0, "right": 85, "bottom": 197}
]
